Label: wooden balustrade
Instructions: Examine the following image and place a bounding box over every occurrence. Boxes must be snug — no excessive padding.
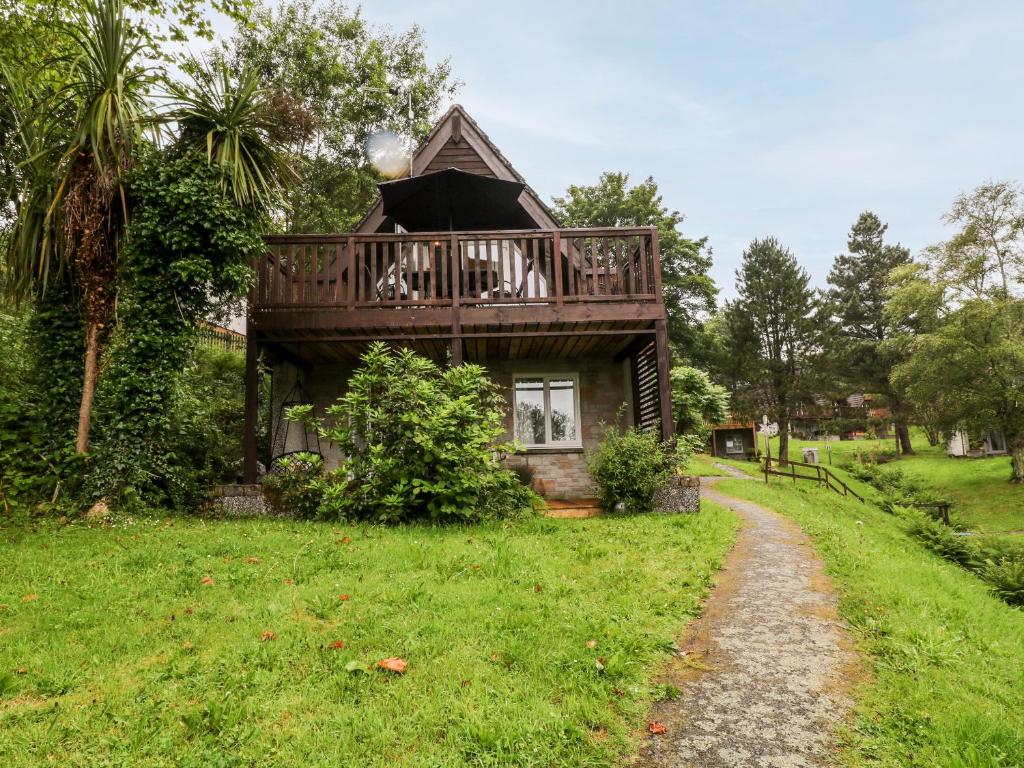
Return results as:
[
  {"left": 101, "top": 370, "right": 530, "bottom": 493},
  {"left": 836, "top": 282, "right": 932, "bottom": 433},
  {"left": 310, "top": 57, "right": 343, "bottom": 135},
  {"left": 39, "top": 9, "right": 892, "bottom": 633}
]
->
[{"left": 254, "top": 228, "right": 661, "bottom": 311}]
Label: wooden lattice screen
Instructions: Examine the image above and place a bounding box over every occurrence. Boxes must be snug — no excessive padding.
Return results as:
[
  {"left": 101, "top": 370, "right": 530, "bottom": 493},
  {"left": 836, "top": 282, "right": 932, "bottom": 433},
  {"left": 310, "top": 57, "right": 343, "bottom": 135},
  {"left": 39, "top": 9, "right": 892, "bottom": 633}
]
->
[{"left": 631, "top": 340, "right": 661, "bottom": 432}]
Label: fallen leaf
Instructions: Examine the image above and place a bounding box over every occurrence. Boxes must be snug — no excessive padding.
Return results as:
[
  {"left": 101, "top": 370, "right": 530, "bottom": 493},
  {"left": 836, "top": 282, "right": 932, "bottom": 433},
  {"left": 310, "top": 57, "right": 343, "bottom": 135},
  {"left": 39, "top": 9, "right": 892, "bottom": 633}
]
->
[
  {"left": 200, "top": 576, "right": 214, "bottom": 586},
  {"left": 460, "top": 679, "right": 472, "bottom": 687},
  {"left": 22, "top": 594, "right": 38, "bottom": 602},
  {"left": 343, "top": 660, "right": 362, "bottom": 673},
  {"left": 586, "top": 639, "right": 597, "bottom": 649},
  {"left": 329, "top": 640, "right": 345, "bottom": 650},
  {"left": 648, "top": 721, "right": 667, "bottom": 735},
  {"left": 260, "top": 630, "right": 276, "bottom": 642},
  {"left": 15, "top": 667, "right": 27, "bottom": 675},
  {"left": 377, "top": 657, "right": 407, "bottom": 674},
  {"left": 341, "top": 536, "right": 352, "bottom": 545},
  {"left": 490, "top": 652, "right": 501, "bottom": 662},
  {"left": 338, "top": 594, "right": 350, "bottom": 601},
  {"left": 283, "top": 578, "right": 294, "bottom": 585},
  {"left": 244, "top": 556, "right": 262, "bottom": 564},
  {"left": 595, "top": 657, "right": 606, "bottom": 671},
  {"left": 533, "top": 583, "right": 542, "bottom": 593},
  {"left": 182, "top": 640, "right": 193, "bottom": 650},
  {"left": 184, "top": 607, "right": 194, "bottom": 616}
]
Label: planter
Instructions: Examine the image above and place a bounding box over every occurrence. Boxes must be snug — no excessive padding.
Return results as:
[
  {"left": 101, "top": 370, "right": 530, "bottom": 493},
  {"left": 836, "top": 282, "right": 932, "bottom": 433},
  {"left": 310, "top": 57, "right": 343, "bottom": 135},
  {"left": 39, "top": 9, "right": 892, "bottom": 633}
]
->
[{"left": 652, "top": 474, "right": 701, "bottom": 514}]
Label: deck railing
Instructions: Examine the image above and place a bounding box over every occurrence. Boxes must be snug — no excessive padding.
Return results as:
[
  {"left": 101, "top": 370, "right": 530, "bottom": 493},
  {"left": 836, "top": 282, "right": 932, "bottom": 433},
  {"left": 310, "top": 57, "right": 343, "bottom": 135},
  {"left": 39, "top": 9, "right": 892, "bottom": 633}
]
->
[{"left": 253, "top": 227, "right": 661, "bottom": 311}]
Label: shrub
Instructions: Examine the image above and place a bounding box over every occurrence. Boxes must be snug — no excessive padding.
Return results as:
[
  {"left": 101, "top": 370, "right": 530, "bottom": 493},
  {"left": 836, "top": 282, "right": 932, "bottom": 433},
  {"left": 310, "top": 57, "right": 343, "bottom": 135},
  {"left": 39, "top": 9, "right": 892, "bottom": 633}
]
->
[
  {"left": 903, "top": 509, "right": 1024, "bottom": 607},
  {"left": 849, "top": 444, "right": 898, "bottom": 466},
  {"left": 289, "top": 343, "right": 536, "bottom": 523},
  {"left": 903, "top": 511, "right": 981, "bottom": 569},
  {"left": 980, "top": 557, "right": 1024, "bottom": 607},
  {"left": 262, "top": 452, "right": 325, "bottom": 519},
  {"left": 587, "top": 425, "right": 673, "bottom": 514}
]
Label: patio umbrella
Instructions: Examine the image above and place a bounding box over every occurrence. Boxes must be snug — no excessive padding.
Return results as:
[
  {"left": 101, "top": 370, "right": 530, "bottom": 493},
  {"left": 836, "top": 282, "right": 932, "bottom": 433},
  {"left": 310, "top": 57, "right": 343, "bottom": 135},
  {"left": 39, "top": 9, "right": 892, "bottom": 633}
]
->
[{"left": 378, "top": 167, "right": 533, "bottom": 231}]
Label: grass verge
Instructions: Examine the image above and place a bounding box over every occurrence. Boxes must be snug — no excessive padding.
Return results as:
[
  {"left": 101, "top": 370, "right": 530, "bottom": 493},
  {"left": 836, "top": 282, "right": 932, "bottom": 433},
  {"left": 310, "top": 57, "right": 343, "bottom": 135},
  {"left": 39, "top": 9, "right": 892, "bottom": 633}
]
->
[
  {"left": 0, "top": 507, "right": 736, "bottom": 767},
  {"left": 766, "top": 432, "right": 1023, "bottom": 533},
  {"left": 716, "top": 477, "right": 1024, "bottom": 767}
]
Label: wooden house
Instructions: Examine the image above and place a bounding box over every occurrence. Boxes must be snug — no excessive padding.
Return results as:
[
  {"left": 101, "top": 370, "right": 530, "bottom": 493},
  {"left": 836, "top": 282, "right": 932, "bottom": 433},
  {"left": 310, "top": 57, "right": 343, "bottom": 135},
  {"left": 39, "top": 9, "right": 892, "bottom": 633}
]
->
[{"left": 242, "top": 105, "right": 673, "bottom": 499}]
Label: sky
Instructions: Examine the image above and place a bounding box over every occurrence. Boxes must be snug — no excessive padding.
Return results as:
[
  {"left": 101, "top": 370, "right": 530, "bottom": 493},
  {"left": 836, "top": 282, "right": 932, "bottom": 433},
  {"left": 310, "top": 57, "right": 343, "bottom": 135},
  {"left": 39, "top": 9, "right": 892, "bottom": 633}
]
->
[{"left": 216, "top": 1, "right": 1024, "bottom": 300}]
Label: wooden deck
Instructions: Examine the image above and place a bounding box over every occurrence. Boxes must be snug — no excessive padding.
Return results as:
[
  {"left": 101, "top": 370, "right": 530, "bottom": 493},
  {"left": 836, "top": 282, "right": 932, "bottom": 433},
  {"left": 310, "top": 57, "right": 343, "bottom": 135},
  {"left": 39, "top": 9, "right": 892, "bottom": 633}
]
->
[{"left": 251, "top": 227, "right": 665, "bottom": 359}]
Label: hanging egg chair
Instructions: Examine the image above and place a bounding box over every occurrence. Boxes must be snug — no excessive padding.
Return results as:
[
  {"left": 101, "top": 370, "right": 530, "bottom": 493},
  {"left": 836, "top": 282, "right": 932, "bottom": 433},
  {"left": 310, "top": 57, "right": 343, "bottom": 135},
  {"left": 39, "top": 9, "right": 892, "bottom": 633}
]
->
[{"left": 269, "top": 376, "right": 323, "bottom": 473}]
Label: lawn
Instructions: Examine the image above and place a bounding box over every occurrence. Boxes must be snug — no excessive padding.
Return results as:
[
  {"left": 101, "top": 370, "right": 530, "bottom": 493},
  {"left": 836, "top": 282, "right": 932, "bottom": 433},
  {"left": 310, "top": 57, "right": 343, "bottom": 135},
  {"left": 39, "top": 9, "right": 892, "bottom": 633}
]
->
[
  {"left": 0, "top": 508, "right": 736, "bottom": 767},
  {"left": 766, "top": 432, "right": 1024, "bottom": 533},
  {"left": 718, "top": 476, "right": 1024, "bottom": 767}
]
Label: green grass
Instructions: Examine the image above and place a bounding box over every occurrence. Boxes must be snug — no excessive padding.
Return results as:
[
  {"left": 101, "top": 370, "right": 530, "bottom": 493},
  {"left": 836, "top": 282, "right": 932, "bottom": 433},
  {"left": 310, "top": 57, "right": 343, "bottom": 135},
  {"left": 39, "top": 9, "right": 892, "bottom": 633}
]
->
[
  {"left": 717, "top": 477, "right": 1024, "bottom": 767},
  {"left": 0, "top": 508, "right": 736, "bottom": 767},
  {"left": 767, "top": 432, "right": 1024, "bottom": 533}
]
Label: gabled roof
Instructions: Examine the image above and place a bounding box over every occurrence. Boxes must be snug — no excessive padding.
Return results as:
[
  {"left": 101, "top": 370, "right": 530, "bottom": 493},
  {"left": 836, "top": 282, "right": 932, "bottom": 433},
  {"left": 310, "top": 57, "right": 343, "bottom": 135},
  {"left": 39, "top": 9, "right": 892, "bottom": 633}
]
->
[{"left": 355, "top": 104, "right": 560, "bottom": 233}]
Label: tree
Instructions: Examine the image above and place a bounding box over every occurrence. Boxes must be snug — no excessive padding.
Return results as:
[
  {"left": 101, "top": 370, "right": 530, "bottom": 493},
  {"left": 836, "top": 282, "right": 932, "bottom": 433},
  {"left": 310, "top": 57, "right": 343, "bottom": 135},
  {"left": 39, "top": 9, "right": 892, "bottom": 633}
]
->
[
  {"left": 0, "top": 0, "right": 255, "bottom": 232},
  {"left": 825, "top": 212, "right": 914, "bottom": 453},
  {"left": 670, "top": 365, "right": 729, "bottom": 438},
  {"left": 222, "top": 0, "right": 459, "bottom": 232},
  {"left": 929, "top": 181, "right": 1024, "bottom": 299},
  {"left": 5, "top": 0, "right": 155, "bottom": 453},
  {"left": 723, "top": 238, "right": 819, "bottom": 466},
  {"left": 888, "top": 293, "right": 1024, "bottom": 482},
  {"left": 884, "top": 180, "right": 1024, "bottom": 482},
  {"left": 4, "top": 0, "right": 294, "bottom": 463},
  {"left": 551, "top": 172, "right": 717, "bottom": 361}
]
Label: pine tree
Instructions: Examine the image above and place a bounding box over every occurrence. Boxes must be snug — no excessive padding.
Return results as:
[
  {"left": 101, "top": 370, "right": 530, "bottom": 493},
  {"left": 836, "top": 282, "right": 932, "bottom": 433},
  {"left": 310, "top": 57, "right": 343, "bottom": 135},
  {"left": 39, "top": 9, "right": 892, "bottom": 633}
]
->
[
  {"left": 826, "top": 212, "right": 913, "bottom": 453},
  {"left": 724, "top": 238, "right": 819, "bottom": 466}
]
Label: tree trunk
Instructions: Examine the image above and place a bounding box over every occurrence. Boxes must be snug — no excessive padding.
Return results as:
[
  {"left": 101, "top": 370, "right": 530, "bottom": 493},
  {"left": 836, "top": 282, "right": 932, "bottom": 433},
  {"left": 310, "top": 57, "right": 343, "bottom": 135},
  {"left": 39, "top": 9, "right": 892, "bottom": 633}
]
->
[
  {"left": 75, "top": 321, "right": 100, "bottom": 453},
  {"left": 924, "top": 424, "right": 940, "bottom": 447},
  {"left": 896, "top": 421, "right": 914, "bottom": 455},
  {"left": 1011, "top": 443, "right": 1024, "bottom": 484},
  {"left": 777, "top": 418, "right": 790, "bottom": 467}
]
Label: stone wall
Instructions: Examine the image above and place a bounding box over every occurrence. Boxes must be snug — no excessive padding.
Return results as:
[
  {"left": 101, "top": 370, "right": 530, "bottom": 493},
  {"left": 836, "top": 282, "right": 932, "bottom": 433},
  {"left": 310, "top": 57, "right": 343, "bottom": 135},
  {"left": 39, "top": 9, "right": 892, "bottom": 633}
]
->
[{"left": 653, "top": 475, "right": 701, "bottom": 513}]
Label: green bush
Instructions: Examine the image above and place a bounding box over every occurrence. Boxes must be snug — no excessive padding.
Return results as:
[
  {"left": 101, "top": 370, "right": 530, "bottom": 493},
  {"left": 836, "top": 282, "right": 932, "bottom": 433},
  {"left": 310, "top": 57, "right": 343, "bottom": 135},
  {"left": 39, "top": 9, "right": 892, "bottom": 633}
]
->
[
  {"left": 980, "top": 557, "right": 1024, "bottom": 607},
  {"left": 587, "top": 425, "right": 673, "bottom": 514},
  {"left": 262, "top": 452, "right": 325, "bottom": 519},
  {"left": 289, "top": 343, "right": 536, "bottom": 523},
  {"left": 902, "top": 508, "right": 1024, "bottom": 607},
  {"left": 903, "top": 510, "right": 981, "bottom": 569},
  {"left": 0, "top": 304, "right": 79, "bottom": 516}
]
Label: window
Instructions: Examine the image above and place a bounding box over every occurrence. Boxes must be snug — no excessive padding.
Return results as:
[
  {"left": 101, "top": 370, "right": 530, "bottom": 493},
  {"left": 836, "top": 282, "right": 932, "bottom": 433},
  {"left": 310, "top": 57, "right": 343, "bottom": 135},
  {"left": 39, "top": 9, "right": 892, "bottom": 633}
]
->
[{"left": 513, "top": 375, "right": 581, "bottom": 448}]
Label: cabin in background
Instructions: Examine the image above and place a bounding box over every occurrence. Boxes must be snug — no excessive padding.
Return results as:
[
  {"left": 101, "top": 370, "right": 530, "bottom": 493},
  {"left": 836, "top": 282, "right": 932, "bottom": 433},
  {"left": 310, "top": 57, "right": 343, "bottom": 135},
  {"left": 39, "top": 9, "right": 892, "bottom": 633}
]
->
[
  {"left": 244, "top": 105, "right": 673, "bottom": 499},
  {"left": 709, "top": 418, "right": 759, "bottom": 460}
]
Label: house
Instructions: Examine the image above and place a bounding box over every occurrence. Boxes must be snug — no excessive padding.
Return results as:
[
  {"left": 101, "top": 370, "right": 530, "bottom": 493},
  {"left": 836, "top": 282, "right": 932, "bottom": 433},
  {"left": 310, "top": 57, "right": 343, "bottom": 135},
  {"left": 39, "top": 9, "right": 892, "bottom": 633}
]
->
[
  {"left": 242, "top": 105, "right": 673, "bottom": 499},
  {"left": 947, "top": 429, "right": 1008, "bottom": 458},
  {"left": 708, "top": 418, "right": 758, "bottom": 459}
]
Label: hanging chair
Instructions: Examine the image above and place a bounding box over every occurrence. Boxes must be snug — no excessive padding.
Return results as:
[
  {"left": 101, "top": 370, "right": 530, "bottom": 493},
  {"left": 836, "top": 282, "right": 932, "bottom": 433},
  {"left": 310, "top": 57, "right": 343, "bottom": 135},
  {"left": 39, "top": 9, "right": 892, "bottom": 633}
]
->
[{"left": 269, "top": 376, "right": 323, "bottom": 473}]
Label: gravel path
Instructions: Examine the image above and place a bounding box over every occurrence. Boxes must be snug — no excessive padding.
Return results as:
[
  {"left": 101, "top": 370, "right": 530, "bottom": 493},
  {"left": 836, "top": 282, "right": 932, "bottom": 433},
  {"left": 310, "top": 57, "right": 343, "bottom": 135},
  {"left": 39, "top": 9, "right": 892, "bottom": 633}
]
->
[{"left": 636, "top": 478, "right": 857, "bottom": 768}]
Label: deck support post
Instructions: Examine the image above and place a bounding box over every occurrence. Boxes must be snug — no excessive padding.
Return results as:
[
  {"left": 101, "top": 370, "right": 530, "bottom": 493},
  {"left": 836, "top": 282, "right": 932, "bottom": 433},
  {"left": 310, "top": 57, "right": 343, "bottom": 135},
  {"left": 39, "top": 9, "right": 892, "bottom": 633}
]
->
[
  {"left": 450, "top": 234, "right": 463, "bottom": 366},
  {"left": 654, "top": 318, "right": 674, "bottom": 443},
  {"left": 243, "top": 331, "right": 259, "bottom": 484}
]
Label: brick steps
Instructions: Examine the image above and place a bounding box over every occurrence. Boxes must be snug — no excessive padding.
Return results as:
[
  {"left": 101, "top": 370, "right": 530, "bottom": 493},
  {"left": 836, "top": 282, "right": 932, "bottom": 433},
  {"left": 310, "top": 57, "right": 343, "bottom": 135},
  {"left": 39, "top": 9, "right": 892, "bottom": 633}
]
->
[{"left": 542, "top": 498, "right": 603, "bottom": 518}]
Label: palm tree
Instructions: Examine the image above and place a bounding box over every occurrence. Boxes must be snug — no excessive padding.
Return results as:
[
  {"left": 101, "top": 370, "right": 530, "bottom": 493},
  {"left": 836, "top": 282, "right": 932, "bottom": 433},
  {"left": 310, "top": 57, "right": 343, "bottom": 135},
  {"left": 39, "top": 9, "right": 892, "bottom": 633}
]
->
[
  {"left": 4, "top": 1, "right": 293, "bottom": 459},
  {"left": 170, "top": 59, "right": 295, "bottom": 208},
  {"left": 4, "top": 0, "right": 154, "bottom": 453}
]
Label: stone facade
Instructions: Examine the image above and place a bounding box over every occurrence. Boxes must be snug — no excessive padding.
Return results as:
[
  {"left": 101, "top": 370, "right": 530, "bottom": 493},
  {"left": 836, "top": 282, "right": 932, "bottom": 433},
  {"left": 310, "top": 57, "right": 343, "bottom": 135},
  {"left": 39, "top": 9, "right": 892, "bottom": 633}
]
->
[{"left": 268, "top": 354, "right": 633, "bottom": 500}]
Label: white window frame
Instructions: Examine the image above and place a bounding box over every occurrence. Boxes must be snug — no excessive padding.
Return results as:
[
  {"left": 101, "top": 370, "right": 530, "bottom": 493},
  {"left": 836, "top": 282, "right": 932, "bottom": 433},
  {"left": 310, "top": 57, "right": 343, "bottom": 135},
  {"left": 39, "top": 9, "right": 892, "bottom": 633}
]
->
[{"left": 512, "top": 373, "right": 583, "bottom": 449}]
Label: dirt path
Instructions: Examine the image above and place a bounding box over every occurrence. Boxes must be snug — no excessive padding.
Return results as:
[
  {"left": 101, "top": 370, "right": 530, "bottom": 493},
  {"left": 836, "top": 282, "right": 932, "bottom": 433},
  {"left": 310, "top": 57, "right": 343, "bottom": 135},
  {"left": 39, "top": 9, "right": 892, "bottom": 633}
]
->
[{"left": 636, "top": 478, "right": 857, "bottom": 768}]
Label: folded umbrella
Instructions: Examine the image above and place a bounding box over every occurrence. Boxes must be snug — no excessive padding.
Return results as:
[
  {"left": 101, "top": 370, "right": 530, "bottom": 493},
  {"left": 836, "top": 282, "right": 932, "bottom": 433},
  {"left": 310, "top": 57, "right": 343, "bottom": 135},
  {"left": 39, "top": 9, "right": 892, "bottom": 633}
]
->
[{"left": 378, "top": 167, "right": 533, "bottom": 231}]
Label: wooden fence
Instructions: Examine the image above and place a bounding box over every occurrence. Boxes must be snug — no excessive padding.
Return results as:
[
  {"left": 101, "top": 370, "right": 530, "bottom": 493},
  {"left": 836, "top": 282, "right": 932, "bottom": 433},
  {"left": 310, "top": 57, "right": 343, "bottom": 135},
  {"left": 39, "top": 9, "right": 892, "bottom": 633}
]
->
[{"left": 761, "top": 456, "right": 864, "bottom": 502}]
